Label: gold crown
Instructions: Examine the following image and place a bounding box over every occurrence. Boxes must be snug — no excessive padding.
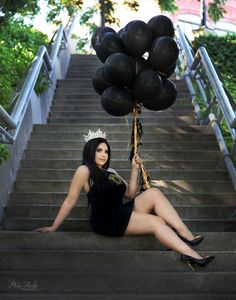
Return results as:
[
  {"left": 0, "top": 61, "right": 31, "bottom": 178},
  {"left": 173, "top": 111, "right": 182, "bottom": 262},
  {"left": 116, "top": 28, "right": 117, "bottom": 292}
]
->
[{"left": 83, "top": 129, "right": 107, "bottom": 142}]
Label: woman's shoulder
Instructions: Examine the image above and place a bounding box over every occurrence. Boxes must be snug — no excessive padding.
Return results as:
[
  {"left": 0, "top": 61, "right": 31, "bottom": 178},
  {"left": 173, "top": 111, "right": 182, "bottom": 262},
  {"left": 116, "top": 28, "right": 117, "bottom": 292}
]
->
[
  {"left": 107, "top": 167, "right": 117, "bottom": 174},
  {"left": 75, "top": 165, "right": 90, "bottom": 177}
]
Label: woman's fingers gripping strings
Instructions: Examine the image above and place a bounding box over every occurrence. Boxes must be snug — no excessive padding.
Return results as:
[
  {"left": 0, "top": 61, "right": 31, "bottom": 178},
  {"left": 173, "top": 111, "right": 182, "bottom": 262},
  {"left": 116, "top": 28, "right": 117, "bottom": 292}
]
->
[{"left": 132, "top": 153, "right": 141, "bottom": 169}]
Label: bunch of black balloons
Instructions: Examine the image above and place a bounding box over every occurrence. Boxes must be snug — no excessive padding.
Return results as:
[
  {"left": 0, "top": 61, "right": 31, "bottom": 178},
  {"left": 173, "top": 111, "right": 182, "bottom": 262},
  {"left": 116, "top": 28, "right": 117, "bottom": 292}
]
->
[{"left": 92, "top": 15, "right": 178, "bottom": 117}]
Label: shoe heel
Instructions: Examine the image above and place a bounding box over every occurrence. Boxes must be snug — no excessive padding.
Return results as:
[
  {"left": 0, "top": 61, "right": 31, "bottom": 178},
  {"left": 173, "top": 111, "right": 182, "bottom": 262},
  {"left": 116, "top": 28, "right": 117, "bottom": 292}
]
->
[
  {"left": 186, "top": 261, "right": 196, "bottom": 271},
  {"left": 180, "top": 254, "right": 215, "bottom": 271}
]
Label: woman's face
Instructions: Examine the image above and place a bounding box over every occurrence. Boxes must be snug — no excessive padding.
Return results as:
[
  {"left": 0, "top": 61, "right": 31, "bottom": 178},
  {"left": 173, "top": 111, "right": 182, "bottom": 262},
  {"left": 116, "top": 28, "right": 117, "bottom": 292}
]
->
[{"left": 95, "top": 142, "right": 109, "bottom": 169}]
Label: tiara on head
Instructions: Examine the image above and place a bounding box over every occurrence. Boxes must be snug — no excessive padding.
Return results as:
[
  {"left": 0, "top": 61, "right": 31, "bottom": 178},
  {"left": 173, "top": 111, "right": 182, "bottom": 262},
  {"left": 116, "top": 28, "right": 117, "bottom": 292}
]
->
[{"left": 83, "top": 129, "right": 107, "bottom": 142}]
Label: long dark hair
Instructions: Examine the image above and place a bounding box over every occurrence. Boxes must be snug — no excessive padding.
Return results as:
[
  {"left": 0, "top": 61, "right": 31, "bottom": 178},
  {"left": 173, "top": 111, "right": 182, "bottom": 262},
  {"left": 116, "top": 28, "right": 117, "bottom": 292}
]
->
[{"left": 82, "top": 137, "right": 111, "bottom": 190}]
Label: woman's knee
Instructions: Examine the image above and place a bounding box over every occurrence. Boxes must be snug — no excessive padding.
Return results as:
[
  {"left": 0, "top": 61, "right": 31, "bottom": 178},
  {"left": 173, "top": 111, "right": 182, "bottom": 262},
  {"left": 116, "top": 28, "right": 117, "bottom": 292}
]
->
[
  {"left": 149, "top": 216, "right": 166, "bottom": 233},
  {"left": 151, "top": 187, "right": 163, "bottom": 196},
  {"left": 144, "top": 187, "right": 162, "bottom": 197},
  {"left": 155, "top": 215, "right": 166, "bottom": 225}
]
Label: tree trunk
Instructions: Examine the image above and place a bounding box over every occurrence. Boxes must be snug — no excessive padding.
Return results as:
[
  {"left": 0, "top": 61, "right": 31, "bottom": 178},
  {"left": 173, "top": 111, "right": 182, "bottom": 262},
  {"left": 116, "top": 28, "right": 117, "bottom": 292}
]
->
[
  {"left": 200, "top": 0, "right": 207, "bottom": 27},
  {"left": 100, "top": 0, "right": 105, "bottom": 26}
]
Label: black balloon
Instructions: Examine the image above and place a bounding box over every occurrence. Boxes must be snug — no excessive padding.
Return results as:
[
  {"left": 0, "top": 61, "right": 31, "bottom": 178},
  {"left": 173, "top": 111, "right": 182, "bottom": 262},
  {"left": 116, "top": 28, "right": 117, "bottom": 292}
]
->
[
  {"left": 104, "top": 53, "right": 135, "bottom": 87},
  {"left": 133, "top": 69, "right": 162, "bottom": 103},
  {"left": 101, "top": 86, "right": 134, "bottom": 116},
  {"left": 147, "top": 15, "right": 175, "bottom": 39},
  {"left": 135, "top": 57, "right": 150, "bottom": 73},
  {"left": 149, "top": 36, "right": 179, "bottom": 72},
  {"left": 118, "top": 27, "right": 125, "bottom": 38},
  {"left": 91, "top": 26, "right": 116, "bottom": 49},
  {"left": 95, "top": 32, "right": 125, "bottom": 63},
  {"left": 158, "top": 63, "right": 176, "bottom": 78},
  {"left": 121, "top": 20, "right": 152, "bottom": 57},
  {"left": 92, "top": 67, "right": 112, "bottom": 95},
  {"left": 143, "top": 79, "right": 177, "bottom": 111}
]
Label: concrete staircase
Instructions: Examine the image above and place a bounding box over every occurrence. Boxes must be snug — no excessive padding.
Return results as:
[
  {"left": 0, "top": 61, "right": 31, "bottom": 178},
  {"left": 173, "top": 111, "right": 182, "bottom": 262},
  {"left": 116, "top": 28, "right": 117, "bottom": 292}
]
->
[{"left": 0, "top": 54, "right": 236, "bottom": 299}]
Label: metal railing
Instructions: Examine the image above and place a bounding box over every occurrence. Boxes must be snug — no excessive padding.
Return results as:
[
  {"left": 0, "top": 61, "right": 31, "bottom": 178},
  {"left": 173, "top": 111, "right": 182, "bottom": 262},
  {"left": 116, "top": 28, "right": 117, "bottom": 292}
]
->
[
  {"left": 176, "top": 25, "right": 236, "bottom": 189},
  {"left": 0, "top": 15, "right": 79, "bottom": 219},
  {"left": 0, "top": 18, "right": 74, "bottom": 144}
]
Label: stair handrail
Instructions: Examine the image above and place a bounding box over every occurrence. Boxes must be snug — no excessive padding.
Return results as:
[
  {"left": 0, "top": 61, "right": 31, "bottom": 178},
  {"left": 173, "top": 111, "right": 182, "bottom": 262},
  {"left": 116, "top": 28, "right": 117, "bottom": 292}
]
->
[
  {"left": 192, "top": 47, "right": 236, "bottom": 129},
  {"left": 176, "top": 25, "right": 236, "bottom": 190},
  {"left": 0, "top": 21, "right": 71, "bottom": 144}
]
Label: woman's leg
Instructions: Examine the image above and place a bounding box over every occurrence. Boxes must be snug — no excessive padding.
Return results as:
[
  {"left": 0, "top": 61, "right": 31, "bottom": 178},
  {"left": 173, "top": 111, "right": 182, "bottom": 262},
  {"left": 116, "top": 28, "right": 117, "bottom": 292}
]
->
[
  {"left": 125, "top": 211, "right": 202, "bottom": 259},
  {"left": 134, "top": 188, "right": 195, "bottom": 241}
]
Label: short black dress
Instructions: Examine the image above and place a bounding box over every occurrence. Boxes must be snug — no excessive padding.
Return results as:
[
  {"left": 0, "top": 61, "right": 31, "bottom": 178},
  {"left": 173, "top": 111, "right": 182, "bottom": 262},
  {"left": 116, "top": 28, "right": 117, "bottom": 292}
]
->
[{"left": 87, "top": 169, "right": 134, "bottom": 237}]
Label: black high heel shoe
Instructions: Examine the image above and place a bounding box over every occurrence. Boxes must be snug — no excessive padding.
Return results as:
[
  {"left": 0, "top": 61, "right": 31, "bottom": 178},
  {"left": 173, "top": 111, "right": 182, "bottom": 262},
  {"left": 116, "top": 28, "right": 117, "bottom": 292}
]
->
[
  {"left": 177, "top": 234, "right": 204, "bottom": 246},
  {"left": 180, "top": 254, "right": 215, "bottom": 271}
]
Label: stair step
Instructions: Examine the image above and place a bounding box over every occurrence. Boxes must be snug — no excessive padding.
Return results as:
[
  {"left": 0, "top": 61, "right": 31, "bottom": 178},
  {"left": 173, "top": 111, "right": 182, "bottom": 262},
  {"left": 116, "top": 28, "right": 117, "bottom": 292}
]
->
[
  {"left": 0, "top": 293, "right": 235, "bottom": 300},
  {"left": 50, "top": 104, "right": 192, "bottom": 112},
  {"left": 33, "top": 123, "right": 207, "bottom": 133},
  {"left": 54, "top": 87, "right": 190, "bottom": 95},
  {"left": 49, "top": 110, "right": 195, "bottom": 116},
  {"left": 9, "top": 192, "right": 236, "bottom": 206},
  {"left": 13, "top": 179, "right": 234, "bottom": 193},
  {"left": 0, "top": 250, "right": 234, "bottom": 272},
  {"left": 24, "top": 149, "right": 221, "bottom": 160},
  {"left": 47, "top": 116, "right": 197, "bottom": 125},
  {"left": 16, "top": 169, "right": 228, "bottom": 180},
  {"left": 30, "top": 131, "right": 216, "bottom": 141},
  {"left": 3, "top": 218, "right": 236, "bottom": 232},
  {"left": 27, "top": 140, "right": 218, "bottom": 150},
  {"left": 20, "top": 158, "right": 220, "bottom": 170},
  {"left": 52, "top": 98, "right": 192, "bottom": 105},
  {"left": 0, "top": 231, "right": 235, "bottom": 251},
  {"left": 52, "top": 93, "right": 190, "bottom": 101},
  {"left": 5, "top": 204, "right": 236, "bottom": 219},
  {"left": 0, "top": 271, "right": 236, "bottom": 293}
]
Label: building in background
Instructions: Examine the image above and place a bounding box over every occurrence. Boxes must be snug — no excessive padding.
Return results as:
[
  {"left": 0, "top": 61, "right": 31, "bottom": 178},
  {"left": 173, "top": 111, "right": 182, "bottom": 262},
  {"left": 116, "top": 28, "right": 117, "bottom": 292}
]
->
[{"left": 172, "top": 0, "right": 236, "bottom": 37}]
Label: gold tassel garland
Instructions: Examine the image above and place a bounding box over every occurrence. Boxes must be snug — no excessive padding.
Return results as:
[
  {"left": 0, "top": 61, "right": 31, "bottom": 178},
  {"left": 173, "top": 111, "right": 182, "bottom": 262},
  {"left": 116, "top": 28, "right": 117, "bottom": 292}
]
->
[{"left": 132, "top": 105, "right": 151, "bottom": 190}]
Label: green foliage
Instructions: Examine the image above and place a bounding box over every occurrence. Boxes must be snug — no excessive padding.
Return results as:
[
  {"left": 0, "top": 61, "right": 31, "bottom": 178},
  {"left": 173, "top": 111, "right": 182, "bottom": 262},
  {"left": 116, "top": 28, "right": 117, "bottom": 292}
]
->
[
  {"left": 157, "top": 0, "right": 178, "bottom": 13},
  {"left": 0, "top": 144, "right": 9, "bottom": 165},
  {"left": 208, "top": 0, "right": 227, "bottom": 23},
  {"left": 0, "top": 20, "right": 48, "bottom": 110},
  {"left": 192, "top": 33, "right": 236, "bottom": 157},
  {"left": 123, "top": 0, "right": 139, "bottom": 11},
  {"left": 0, "top": 0, "right": 40, "bottom": 22},
  {"left": 192, "top": 34, "right": 236, "bottom": 97},
  {"left": 46, "top": 0, "right": 83, "bottom": 24},
  {"left": 0, "top": 0, "right": 83, "bottom": 25},
  {"left": 101, "top": 0, "right": 119, "bottom": 25}
]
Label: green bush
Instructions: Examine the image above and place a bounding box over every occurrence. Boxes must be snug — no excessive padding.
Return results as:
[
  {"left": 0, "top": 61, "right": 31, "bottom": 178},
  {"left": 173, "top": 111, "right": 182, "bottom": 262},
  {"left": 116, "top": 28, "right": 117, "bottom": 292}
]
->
[
  {"left": 192, "top": 34, "right": 236, "bottom": 162},
  {"left": 0, "top": 144, "right": 9, "bottom": 165},
  {"left": 191, "top": 34, "right": 236, "bottom": 103},
  {"left": 0, "top": 19, "right": 48, "bottom": 110},
  {"left": 0, "top": 20, "right": 48, "bottom": 165}
]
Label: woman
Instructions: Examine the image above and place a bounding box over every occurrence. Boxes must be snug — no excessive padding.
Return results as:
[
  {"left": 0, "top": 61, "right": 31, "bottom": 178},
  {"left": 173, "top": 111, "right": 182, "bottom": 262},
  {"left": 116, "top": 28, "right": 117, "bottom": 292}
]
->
[{"left": 35, "top": 135, "right": 214, "bottom": 270}]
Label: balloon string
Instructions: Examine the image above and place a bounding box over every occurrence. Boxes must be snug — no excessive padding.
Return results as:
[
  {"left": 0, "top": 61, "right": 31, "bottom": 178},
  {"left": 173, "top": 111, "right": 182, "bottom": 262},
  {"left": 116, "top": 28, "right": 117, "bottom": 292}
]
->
[
  {"left": 133, "top": 105, "right": 151, "bottom": 190},
  {"left": 133, "top": 105, "right": 138, "bottom": 155}
]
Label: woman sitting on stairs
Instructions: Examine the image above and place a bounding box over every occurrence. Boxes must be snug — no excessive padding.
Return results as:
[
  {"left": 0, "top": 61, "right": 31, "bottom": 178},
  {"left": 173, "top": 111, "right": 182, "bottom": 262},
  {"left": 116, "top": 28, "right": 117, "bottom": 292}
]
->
[{"left": 35, "top": 131, "right": 214, "bottom": 270}]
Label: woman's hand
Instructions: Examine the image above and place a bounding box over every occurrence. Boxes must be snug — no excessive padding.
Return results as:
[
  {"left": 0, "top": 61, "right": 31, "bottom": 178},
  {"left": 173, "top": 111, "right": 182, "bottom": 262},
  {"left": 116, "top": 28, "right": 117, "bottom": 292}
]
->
[
  {"left": 132, "top": 153, "right": 141, "bottom": 170},
  {"left": 34, "top": 226, "right": 56, "bottom": 233}
]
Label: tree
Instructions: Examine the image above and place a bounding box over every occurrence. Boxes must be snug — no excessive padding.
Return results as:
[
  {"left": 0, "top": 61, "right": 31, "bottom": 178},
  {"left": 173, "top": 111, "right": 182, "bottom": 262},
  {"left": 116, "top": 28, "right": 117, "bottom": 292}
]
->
[
  {"left": 0, "top": 0, "right": 228, "bottom": 25},
  {"left": 0, "top": 0, "right": 83, "bottom": 23},
  {"left": 0, "top": 0, "right": 40, "bottom": 22},
  {"left": 207, "top": 0, "right": 227, "bottom": 23}
]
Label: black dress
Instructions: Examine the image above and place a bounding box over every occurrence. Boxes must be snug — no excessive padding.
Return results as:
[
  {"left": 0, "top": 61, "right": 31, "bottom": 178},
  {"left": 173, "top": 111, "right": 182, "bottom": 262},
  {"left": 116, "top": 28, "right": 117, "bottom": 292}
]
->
[{"left": 87, "top": 169, "right": 134, "bottom": 237}]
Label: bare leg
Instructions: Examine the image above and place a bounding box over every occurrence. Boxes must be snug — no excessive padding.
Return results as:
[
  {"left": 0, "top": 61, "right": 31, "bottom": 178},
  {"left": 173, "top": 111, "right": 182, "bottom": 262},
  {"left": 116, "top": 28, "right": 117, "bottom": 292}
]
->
[
  {"left": 134, "top": 188, "right": 195, "bottom": 241},
  {"left": 125, "top": 211, "right": 202, "bottom": 259}
]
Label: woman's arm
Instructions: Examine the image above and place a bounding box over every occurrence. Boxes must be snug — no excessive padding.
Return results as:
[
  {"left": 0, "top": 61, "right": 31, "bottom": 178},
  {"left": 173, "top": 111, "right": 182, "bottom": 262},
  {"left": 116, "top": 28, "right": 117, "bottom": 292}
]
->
[
  {"left": 124, "top": 154, "right": 140, "bottom": 199},
  {"left": 111, "top": 154, "right": 140, "bottom": 199},
  {"left": 35, "top": 165, "right": 90, "bottom": 233}
]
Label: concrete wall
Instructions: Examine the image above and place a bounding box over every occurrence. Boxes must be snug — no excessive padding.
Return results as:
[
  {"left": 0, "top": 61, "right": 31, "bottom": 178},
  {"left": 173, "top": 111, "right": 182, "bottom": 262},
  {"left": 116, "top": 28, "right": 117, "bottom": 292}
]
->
[{"left": 0, "top": 40, "right": 72, "bottom": 221}]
